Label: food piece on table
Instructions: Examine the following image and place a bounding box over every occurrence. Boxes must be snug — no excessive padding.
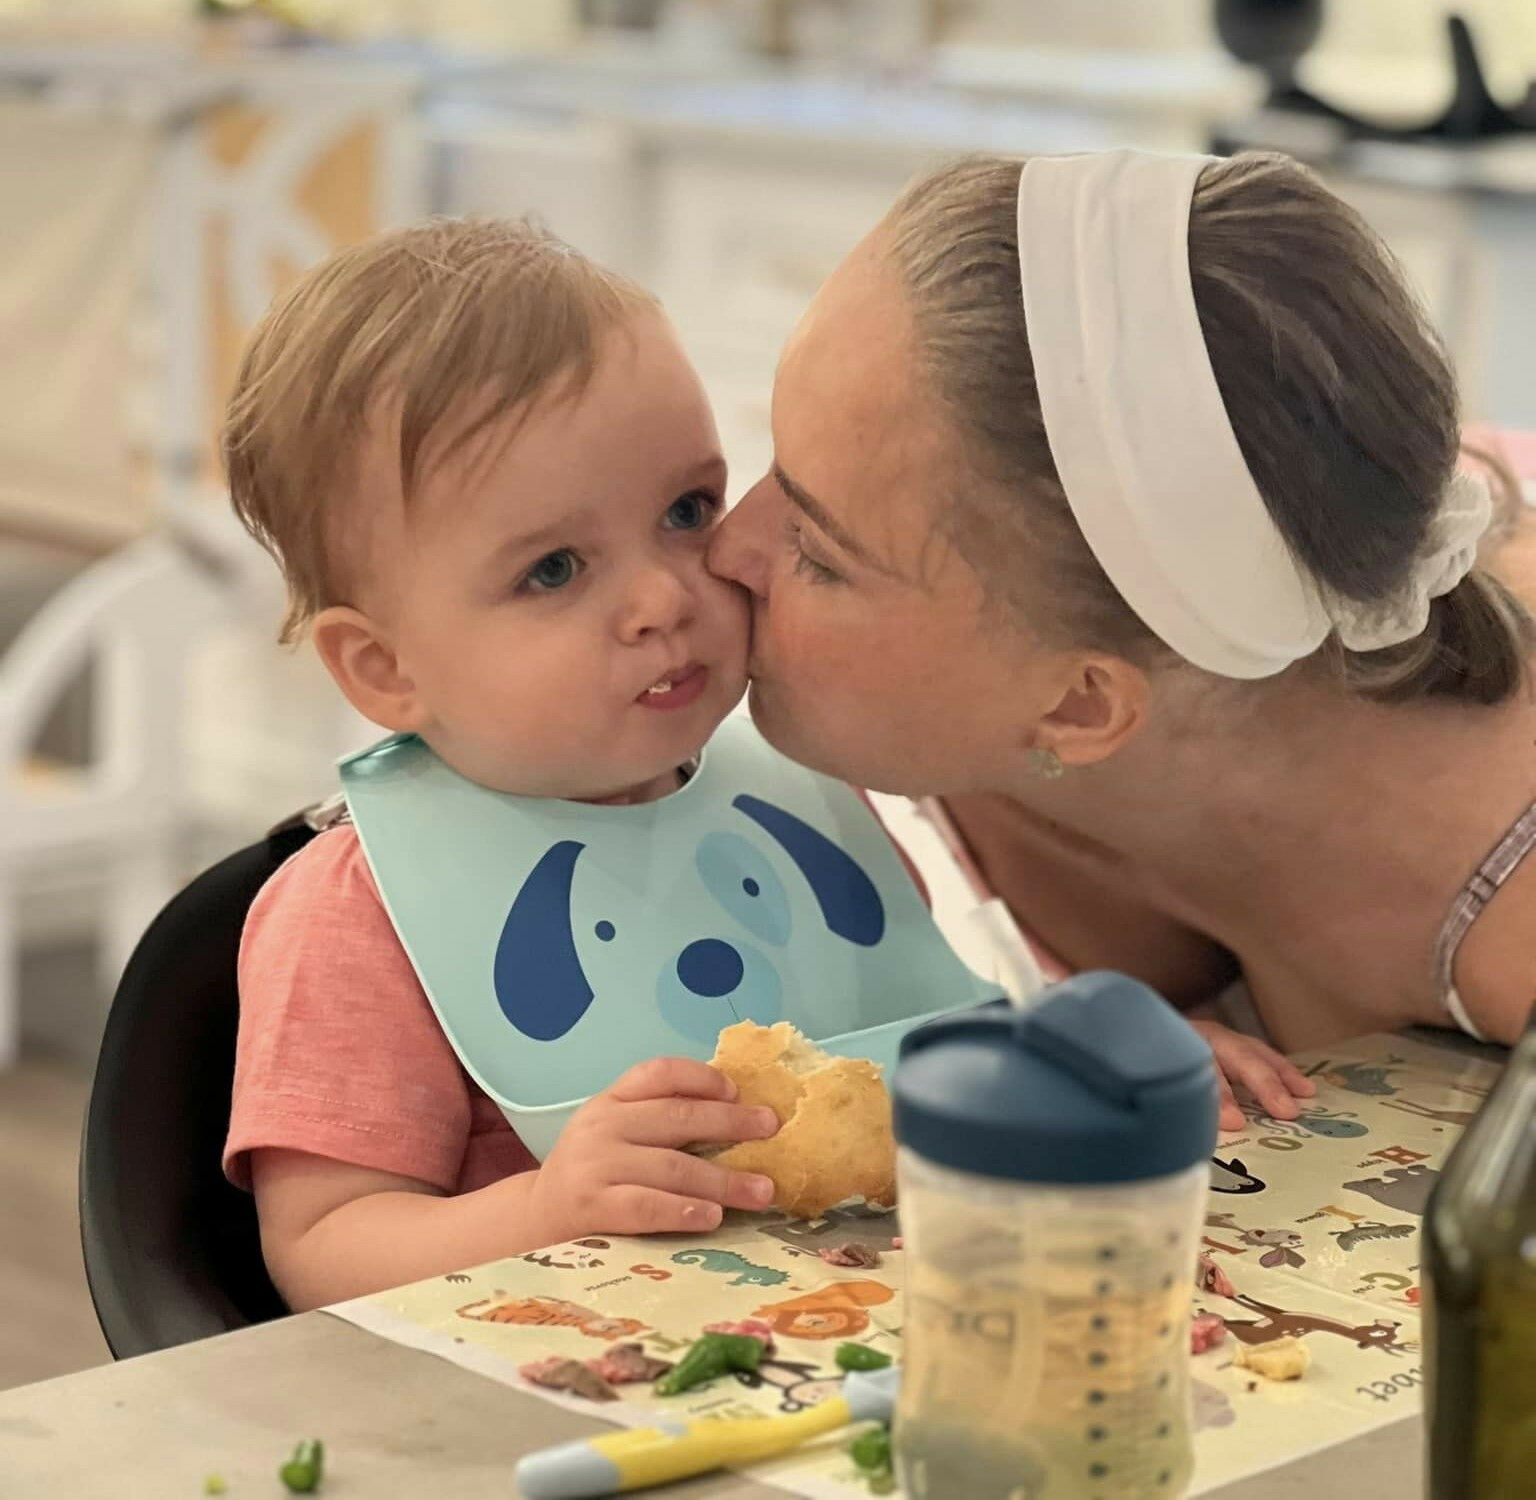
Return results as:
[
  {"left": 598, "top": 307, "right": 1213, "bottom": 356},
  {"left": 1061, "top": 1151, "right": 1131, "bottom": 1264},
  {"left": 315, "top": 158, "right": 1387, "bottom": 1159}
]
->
[
  {"left": 1233, "top": 1336, "right": 1311, "bottom": 1381},
  {"left": 520, "top": 1356, "right": 620, "bottom": 1402},
  {"left": 587, "top": 1342, "right": 673, "bottom": 1386},
  {"left": 849, "top": 1423, "right": 895, "bottom": 1494},
  {"left": 703, "top": 1318, "right": 776, "bottom": 1353},
  {"left": 278, "top": 1438, "right": 325, "bottom": 1494},
  {"left": 820, "top": 1242, "right": 882, "bottom": 1269},
  {"left": 654, "top": 1332, "right": 765, "bottom": 1397},
  {"left": 1197, "top": 1253, "right": 1236, "bottom": 1299},
  {"left": 1190, "top": 1312, "right": 1228, "bottom": 1354},
  {"left": 702, "top": 1021, "right": 896, "bottom": 1220},
  {"left": 836, "top": 1343, "right": 894, "bottom": 1372}
]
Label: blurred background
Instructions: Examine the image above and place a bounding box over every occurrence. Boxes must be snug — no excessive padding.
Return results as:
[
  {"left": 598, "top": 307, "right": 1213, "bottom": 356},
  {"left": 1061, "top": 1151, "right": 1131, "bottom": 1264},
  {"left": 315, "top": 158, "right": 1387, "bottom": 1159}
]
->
[{"left": 2, "top": 0, "right": 1534, "bottom": 1392}]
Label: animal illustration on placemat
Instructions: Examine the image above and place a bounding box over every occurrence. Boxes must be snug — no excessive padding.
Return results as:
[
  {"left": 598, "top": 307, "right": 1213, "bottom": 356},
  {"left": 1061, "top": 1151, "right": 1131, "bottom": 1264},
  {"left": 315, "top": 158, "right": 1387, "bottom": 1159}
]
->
[
  {"left": 1224, "top": 1294, "right": 1411, "bottom": 1355},
  {"left": 1331, "top": 1221, "right": 1417, "bottom": 1254},
  {"left": 1306, "top": 1058, "right": 1405, "bottom": 1097},
  {"left": 1210, "top": 1156, "right": 1268, "bottom": 1195},
  {"left": 753, "top": 1281, "right": 896, "bottom": 1341},
  {"left": 1380, "top": 1096, "right": 1482, "bottom": 1129},
  {"left": 670, "top": 1249, "right": 790, "bottom": 1287},
  {"left": 1343, "top": 1163, "right": 1440, "bottom": 1216},
  {"left": 520, "top": 1239, "right": 610, "bottom": 1271},
  {"left": 1205, "top": 1212, "right": 1307, "bottom": 1270},
  {"left": 756, "top": 1204, "right": 903, "bottom": 1254},
  {"left": 1247, "top": 1105, "right": 1369, "bottom": 1140},
  {"left": 455, "top": 1294, "right": 649, "bottom": 1341},
  {"left": 733, "top": 1355, "right": 847, "bottom": 1413}
]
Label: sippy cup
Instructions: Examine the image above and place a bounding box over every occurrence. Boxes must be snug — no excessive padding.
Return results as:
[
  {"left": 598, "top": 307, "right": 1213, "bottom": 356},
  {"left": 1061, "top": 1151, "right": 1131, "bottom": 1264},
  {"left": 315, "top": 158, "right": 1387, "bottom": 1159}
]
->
[{"left": 891, "top": 971, "right": 1219, "bottom": 1499}]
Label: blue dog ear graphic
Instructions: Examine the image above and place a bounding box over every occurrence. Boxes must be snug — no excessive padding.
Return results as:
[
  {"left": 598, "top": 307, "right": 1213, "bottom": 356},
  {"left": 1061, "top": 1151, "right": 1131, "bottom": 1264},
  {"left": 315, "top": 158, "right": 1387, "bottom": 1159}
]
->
[
  {"left": 493, "top": 840, "right": 594, "bottom": 1040},
  {"left": 731, "top": 794, "right": 884, "bottom": 946}
]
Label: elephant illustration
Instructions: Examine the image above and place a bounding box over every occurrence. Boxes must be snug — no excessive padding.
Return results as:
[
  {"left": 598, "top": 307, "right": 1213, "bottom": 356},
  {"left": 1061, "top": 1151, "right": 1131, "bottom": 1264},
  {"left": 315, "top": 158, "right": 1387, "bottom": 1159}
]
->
[{"left": 1343, "top": 1164, "right": 1440, "bottom": 1217}]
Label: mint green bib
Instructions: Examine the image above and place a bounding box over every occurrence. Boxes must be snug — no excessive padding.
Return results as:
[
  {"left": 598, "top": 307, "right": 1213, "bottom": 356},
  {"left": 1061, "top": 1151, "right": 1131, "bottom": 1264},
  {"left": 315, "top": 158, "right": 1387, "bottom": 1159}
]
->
[{"left": 340, "top": 715, "right": 996, "bottom": 1160}]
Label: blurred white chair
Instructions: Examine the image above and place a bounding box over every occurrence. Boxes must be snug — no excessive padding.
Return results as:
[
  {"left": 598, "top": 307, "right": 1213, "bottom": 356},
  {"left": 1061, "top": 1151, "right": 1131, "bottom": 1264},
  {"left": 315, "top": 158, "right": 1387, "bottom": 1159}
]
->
[
  {"left": 0, "top": 535, "right": 234, "bottom": 1070},
  {"left": 0, "top": 60, "right": 423, "bottom": 1068}
]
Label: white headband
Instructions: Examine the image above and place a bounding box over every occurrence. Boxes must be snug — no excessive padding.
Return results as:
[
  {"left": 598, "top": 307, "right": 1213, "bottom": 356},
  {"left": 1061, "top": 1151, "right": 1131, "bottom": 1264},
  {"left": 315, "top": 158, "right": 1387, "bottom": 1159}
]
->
[{"left": 1016, "top": 149, "right": 1492, "bottom": 679}]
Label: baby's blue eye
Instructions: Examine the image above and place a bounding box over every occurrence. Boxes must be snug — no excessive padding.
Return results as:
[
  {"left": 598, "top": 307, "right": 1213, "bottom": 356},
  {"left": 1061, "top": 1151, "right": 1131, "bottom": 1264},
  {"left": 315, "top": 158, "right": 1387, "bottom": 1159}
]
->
[
  {"left": 525, "top": 550, "right": 579, "bottom": 592},
  {"left": 665, "top": 491, "right": 715, "bottom": 532}
]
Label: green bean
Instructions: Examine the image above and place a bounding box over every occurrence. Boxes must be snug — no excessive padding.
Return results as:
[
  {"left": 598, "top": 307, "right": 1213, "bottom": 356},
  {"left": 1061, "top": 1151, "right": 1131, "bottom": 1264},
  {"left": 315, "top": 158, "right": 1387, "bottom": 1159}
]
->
[
  {"left": 279, "top": 1438, "right": 325, "bottom": 1494},
  {"left": 653, "top": 1333, "right": 764, "bottom": 1396},
  {"left": 835, "top": 1343, "right": 893, "bottom": 1372},
  {"left": 849, "top": 1425, "right": 892, "bottom": 1474}
]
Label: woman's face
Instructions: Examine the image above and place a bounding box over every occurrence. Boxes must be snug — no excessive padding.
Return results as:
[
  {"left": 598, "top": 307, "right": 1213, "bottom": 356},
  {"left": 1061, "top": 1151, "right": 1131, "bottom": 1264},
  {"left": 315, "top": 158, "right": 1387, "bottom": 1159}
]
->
[{"left": 708, "top": 233, "right": 1071, "bottom": 797}]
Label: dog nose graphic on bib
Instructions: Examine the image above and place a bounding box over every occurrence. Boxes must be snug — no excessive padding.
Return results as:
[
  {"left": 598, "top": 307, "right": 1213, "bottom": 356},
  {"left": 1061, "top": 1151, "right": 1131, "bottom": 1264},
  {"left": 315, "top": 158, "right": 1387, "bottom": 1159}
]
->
[{"left": 339, "top": 716, "right": 998, "bottom": 1161}]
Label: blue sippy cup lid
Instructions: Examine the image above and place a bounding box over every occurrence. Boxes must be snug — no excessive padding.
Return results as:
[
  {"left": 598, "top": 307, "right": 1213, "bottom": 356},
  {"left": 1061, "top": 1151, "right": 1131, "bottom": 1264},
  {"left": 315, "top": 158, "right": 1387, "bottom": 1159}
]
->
[{"left": 893, "top": 971, "right": 1219, "bottom": 1185}]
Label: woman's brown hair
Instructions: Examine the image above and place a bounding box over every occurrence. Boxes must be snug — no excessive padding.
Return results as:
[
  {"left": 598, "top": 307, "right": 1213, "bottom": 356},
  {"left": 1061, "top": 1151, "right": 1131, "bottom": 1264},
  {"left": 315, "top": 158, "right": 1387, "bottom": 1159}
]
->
[{"left": 882, "top": 152, "right": 1533, "bottom": 704}]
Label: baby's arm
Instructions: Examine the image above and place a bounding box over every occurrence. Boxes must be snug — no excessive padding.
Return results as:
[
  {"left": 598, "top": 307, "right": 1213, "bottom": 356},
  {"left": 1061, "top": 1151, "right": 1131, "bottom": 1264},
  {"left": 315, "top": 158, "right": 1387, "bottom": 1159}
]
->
[{"left": 252, "top": 1058, "right": 778, "bottom": 1312}]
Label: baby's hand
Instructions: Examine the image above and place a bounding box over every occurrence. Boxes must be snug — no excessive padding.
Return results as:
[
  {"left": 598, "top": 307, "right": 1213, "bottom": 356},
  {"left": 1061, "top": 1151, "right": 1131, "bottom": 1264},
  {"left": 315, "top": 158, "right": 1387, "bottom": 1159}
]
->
[
  {"left": 1188, "top": 1020, "right": 1316, "bottom": 1133},
  {"left": 530, "top": 1058, "right": 779, "bottom": 1242}
]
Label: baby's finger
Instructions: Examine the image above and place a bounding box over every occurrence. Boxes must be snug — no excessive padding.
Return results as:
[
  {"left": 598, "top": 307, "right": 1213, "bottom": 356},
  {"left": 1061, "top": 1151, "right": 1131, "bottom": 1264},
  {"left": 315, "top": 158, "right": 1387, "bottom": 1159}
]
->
[
  {"left": 629, "top": 1145, "right": 776, "bottom": 1212},
  {"left": 618, "top": 1097, "right": 779, "bottom": 1150},
  {"left": 599, "top": 1185, "right": 726, "bottom": 1237},
  {"left": 608, "top": 1057, "right": 737, "bottom": 1105}
]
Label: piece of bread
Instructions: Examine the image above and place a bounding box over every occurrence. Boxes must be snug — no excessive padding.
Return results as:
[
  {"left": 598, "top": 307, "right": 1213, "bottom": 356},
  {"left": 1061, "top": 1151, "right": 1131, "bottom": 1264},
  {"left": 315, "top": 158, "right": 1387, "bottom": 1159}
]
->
[
  {"left": 704, "top": 1021, "right": 897, "bottom": 1221},
  {"left": 1233, "top": 1336, "right": 1311, "bottom": 1382}
]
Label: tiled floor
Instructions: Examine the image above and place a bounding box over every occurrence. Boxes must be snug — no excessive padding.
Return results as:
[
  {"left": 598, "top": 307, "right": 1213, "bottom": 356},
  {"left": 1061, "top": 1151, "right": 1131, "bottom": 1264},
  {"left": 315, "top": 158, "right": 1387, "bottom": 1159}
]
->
[{"left": 0, "top": 1055, "right": 110, "bottom": 1390}]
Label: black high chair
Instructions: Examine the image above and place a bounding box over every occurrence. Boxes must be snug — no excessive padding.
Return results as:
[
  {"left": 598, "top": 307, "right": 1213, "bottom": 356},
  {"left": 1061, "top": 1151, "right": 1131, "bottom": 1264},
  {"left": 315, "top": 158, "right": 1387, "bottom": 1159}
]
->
[{"left": 78, "top": 817, "right": 315, "bottom": 1358}]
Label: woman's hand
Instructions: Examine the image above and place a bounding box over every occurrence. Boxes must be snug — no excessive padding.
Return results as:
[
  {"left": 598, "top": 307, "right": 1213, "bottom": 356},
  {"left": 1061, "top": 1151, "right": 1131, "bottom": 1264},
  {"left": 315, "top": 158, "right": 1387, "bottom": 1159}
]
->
[{"left": 1188, "top": 1020, "right": 1317, "bottom": 1132}]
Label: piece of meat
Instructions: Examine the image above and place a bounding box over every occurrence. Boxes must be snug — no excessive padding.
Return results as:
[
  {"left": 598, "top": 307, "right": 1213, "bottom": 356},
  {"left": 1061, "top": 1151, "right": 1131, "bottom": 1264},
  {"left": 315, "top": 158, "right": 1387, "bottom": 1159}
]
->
[
  {"left": 818, "top": 1242, "right": 882, "bottom": 1269},
  {"left": 587, "top": 1343, "right": 673, "bottom": 1386},
  {"left": 1197, "top": 1254, "right": 1236, "bottom": 1299},
  {"left": 519, "top": 1356, "right": 619, "bottom": 1402},
  {"left": 891, "top": 1237, "right": 904, "bottom": 1251},
  {"left": 1190, "top": 1312, "right": 1228, "bottom": 1354},
  {"left": 703, "top": 1319, "right": 776, "bottom": 1353}
]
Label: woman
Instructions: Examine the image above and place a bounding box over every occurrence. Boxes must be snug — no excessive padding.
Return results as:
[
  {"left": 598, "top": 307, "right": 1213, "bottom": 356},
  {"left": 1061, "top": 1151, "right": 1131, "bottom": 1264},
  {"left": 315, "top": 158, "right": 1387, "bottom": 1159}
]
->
[{"left": 708, "top": 149, "right": 1536, "bottom": 1075}]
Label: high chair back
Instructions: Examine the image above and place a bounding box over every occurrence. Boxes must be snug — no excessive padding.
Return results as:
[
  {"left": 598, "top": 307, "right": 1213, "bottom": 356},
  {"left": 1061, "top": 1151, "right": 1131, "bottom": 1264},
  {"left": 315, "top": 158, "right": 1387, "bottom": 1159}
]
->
[{"left": 79, "top": 819, "right": 314, "bottom": 1359}]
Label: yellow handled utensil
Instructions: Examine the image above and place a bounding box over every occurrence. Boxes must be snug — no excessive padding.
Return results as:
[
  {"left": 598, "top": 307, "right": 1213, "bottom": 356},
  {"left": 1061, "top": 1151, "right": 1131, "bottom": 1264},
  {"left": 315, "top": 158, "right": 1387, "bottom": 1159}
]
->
[{"left": 515, "top": 1365, "right": 900, "bottom": 1498}]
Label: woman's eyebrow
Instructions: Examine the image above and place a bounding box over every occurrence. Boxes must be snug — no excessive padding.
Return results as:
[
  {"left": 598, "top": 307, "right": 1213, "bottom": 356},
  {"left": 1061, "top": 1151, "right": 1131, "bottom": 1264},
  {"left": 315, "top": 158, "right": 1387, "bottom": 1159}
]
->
[{"left": 772, "top": 462, "right": 897, "bottom": 576}]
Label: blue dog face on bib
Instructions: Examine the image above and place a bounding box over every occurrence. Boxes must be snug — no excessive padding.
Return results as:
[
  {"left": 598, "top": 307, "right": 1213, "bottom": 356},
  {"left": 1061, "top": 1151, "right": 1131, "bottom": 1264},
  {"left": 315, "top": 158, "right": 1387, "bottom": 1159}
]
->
[
  {"left": 493, "top": 791, "right": 889, "bottom": 1048},
  {"left": 341, "top": 717, "right": 993, "bottom": 1118}
]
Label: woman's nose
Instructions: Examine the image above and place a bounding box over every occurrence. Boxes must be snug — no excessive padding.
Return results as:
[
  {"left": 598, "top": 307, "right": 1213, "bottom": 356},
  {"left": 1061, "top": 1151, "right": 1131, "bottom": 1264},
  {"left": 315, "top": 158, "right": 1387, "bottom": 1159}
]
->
[{"left": 708, "top": 477, "right": 775, "bottom": 598}]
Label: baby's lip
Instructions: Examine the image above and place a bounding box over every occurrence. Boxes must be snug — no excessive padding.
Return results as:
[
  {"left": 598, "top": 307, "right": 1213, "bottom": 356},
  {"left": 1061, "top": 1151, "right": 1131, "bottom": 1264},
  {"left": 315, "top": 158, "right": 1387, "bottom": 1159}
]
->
[{"left": 637, "top": 661, "right": 704, "bottom": 700}]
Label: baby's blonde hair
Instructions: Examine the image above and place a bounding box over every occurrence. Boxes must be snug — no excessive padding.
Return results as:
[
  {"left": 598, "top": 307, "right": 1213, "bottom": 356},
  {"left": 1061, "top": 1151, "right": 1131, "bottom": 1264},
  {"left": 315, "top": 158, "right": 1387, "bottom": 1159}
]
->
[{"left": 224, "top": 216, "right": 654, "bottom": 643}]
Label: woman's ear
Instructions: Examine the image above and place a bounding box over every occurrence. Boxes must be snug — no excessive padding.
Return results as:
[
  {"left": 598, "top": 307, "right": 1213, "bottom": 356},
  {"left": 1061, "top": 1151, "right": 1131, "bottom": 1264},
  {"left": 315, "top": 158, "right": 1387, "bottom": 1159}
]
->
[
  {"left": 311, "top": 605, "right": 429, "bottom": 735},
  {"left": 1033, "top": 654, "right": 1149, "bottom": 769}
]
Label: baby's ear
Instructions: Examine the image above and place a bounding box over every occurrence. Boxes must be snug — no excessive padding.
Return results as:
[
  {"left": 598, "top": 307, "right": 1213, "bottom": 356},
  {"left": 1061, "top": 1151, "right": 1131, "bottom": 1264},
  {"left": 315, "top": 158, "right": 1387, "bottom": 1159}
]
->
[{"left": 311, "top": 605, "right": 428, "bottom": 734}]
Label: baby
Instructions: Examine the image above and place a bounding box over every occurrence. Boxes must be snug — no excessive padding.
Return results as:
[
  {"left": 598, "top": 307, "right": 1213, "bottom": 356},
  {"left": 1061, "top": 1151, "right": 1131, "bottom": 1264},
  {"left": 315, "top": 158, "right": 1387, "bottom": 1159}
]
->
[
  {"left": 221, "top": 218, "right": 1307, "bottom": 1313},
  {"left": 222, "top": 220, "right": 784, "bottom": 1311}
]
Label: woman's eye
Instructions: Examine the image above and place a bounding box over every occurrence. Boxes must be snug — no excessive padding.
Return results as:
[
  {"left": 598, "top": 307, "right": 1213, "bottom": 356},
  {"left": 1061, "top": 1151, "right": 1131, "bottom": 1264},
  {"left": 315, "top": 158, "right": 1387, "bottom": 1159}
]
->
[
  {"left": 786, "top": 521, "right": 842, "bottom": 584},
  {"left": 521, "top": 549, "right": 581, "bottom": 593},
  {"left": 664, "top": 489, "right": 719, "bottom": 532}
]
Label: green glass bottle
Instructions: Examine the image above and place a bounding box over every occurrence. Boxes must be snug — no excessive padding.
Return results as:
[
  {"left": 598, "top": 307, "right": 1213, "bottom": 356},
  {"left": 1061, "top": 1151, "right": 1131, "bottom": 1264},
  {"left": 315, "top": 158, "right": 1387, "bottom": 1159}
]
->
[{"left": 1423, "top": 1021, "right": 1536, "bottom": 1499}]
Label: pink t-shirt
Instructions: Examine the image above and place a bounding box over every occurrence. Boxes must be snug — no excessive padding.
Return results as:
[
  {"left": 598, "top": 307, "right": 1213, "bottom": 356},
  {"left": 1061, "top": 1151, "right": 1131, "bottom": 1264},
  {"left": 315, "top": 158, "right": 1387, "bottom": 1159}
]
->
[{"left": 224, "top": 825, "right": 538, "bottom": 1195}]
